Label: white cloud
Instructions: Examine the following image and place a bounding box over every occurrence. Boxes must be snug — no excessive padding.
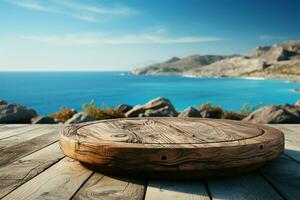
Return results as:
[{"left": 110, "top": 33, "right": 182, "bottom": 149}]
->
[
  {"left": 20, "top": 33, "right": 223, "bottom": 45},
  {"left": 8, "top": 0, "right": 55, "bottom": 12},
  {"left": 259, "top": 35, "right": 286, "bottom": 40},
  {"left": 5, "top": 0, "right": 138, "bottom": 22},
  {"left": 56, "top": 1, "right": 139, "bottom": 15},
  {"left": 70, "top": 14, "right": 98, "bottom": 22}
]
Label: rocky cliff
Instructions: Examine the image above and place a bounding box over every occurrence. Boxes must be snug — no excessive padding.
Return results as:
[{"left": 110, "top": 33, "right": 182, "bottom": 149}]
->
[{"left": 132, "top": 40, "right": 300, "bottom": 79}]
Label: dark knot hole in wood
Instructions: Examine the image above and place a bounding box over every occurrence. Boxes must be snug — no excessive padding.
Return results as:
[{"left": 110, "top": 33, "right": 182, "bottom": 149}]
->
[
  {"left": 259, "top": 144, "right": 264, "bottom": 150},
  {"left": 161, "top": 155, "right": 167, "bottom": 161},
  {"left": 113, "top": 134, "right": 127, "bottom": 138}
]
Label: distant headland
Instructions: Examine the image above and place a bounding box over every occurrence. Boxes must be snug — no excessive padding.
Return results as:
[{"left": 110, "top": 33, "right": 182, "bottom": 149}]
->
[{"left": 132, "top": 40, "right": 300, "bottom": 81}]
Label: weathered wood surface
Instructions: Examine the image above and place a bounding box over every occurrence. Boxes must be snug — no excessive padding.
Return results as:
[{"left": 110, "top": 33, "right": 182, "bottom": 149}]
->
[
  {"left": 0, "top": 125, "right": 39, "bottom": 139},
  {"left": 0, "top": 124, "right": 29, "bottom": 133},
  {"left": 261, "top": 156, "right": 300, "bottom": 200},
  {"left": 77, "top": 118, "right": 264, "bottom": 143},
  {"left": 73, "top": 174, "right": 146, "bottom": 200},
  {"left": 0, "top": 142, "right": 64, "bottom": 198},
  {"left": 269, "top": 124, "right": 300, "bottom": 162},
  {"left": 0, "top": 125, "right": 64, "bottom": 167},
  {"left": 145, "top": 180, "right": 210, "bottom": 200},
  {"left": 207, "top": 173, "right": 283, "bottom": 200},
  {"left": 0, "top": 125, "right": 61, "bottom": 149},
  {"left": 0, "top": 123, "right": 299, "bottom": 200},
  {"left": 2, "top": 158, "right": 93, "bottom": 200},
  {"left": 60, "top": 118, "right": 284, "bottom": 175}
]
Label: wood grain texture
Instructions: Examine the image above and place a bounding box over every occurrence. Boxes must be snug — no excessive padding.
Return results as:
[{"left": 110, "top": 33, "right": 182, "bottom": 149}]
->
[
  {"left": 60, "top": 118, "right": 284, "bottom": 176},
  {"left": 72, "top": 173, "right": 146, "bottom": 200},
  {"left": 145, "top": 180, "right": 210, "bottom": 200},
  {"left": 0, "top": 125, "right": 60, "bottom": 150},
  {"left": 207, "top": 173, "right": 283, "bottom": 200},
  {"left": 270, "top": 124, "right": 300, "bottom": 161},
  {"left": 0, "top": 125, "right": 40, "bottom": 139},
  {"left": 0, "top": 126, "right": 64, "bottom": 167},
  {"left": 260, "top": 156, "right": 300, "bottom": 200},
  {"left": 77, "top": 118, "right": 264, "bottom": 144},
  {"left": 0, "top": 142, "right": 64, "bottom": 198},
  {"left": 0, "top": 124, "right": 298, "bottom": 199},
  {"left": 2, "top": 157, "right": 93, "bottom": 200},
  {"left": 0, "top": 124, "right": 29, "bottom": 133}
]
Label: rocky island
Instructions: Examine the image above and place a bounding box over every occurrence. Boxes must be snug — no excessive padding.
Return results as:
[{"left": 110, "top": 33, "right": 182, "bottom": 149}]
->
[{"left": 132, "top": 40, "right": 300, "bottom": 80}]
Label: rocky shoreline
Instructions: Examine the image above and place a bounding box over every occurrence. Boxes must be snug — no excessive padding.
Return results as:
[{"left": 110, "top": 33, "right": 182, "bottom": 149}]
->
[
  {"left": 1, "top": 97, "right": 300, "bottom": 124},
  {"left": 292, "top": 88, "right": 300, "bottom": 92},
  {"left": 132, "top": 40, "right": 300, "bottom": 81}
]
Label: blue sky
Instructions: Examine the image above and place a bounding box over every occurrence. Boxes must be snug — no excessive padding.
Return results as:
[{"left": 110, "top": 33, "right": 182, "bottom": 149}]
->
[{"left": 0, "top": 0, "right": 299, "bottom": 71}]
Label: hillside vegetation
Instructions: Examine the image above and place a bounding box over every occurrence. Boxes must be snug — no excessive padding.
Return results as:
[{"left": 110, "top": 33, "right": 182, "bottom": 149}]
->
[{"left": 132, "top": 40, "right": 300, "bottom": 80}]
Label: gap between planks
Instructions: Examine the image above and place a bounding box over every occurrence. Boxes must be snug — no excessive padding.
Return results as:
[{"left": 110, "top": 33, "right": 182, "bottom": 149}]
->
[
  {"left": 260, "top": 155, "right": 300, "bottom": 200},
  {"left": 0, "top": 126, "right": 62, "bottom": 150},
  {"left": 2, "top": 157, "right": 93, "bottom": 200},
  {"left": 206, "top": 172, "right": 283, "bottom": 200},
  {"left": 0, "top": 126, "right": 64, "bottom": 167},
  {"left": 0, "top": 142, "right": 65, "bottom": 199},
  {"left": 145, "top": 180, "right": 210, "bottom": 200},
  {"left": 72, "top": 173, "right": 147, "bottom": 200},
  {"left": 0, "top": 125, "right": 41, "bottom": 139},
  {"left": 270, "top": 124, "right": 300, "bottom": 162},
  {"left": 1, "top": 124, "right": 300, "bottom": 200}
]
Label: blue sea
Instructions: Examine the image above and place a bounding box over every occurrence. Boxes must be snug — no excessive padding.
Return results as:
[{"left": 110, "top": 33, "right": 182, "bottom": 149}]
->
[{"left": 1, "top": 72, "right": 300, "bottom": 115}]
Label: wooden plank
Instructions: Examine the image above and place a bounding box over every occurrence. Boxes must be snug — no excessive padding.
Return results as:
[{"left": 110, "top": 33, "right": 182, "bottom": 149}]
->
[
  {"left": 0, "top": 142, "right": 64, "bottom": 198},
  {"left": 270, "top": 124, "right": 300, "bottom": 161},
  {"left": 0, "top": 124, "right": 29, "bottom": 132},
  {"left": 207, "top": 173, "right": 283, "bottom": 200},
  {"left": 144, "top": 180, "right": 210, "bottom": 200},
  {"left": 0, "top": 124, "right": 28, "bottom": 128},
  {"left": 72, "top": 173, "right": 146, "bottom": 200},
  {"left": 0, "top": 125, "right": 40, "bottom": 139},
  {"left": 260, "top": 156, "right": 300, "bottom": 200},
  {"left": 0, "top": 128, "right": 61, "bottom": 167},
  {"left": 2, "top": 157, "right": 93, "bottom": 200},
  {"left": 0, "top": 126, "right": 61, "bottom": 150}
]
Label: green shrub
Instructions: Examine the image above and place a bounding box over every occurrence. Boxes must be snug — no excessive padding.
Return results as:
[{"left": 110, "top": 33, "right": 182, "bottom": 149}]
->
[
  {"left": 221, "top": 111, "right": 248, "bottom": 120},
  {"left": 199, "top": 103, "right": 223, "bottom": 118},
  {"left": 199, "top": 103, "right": 222, "bottom": 112},
  {"left": 82, "top": 100, "right": 124, "bottom": 120},
  {"left": 222, "top": 103, "right": 262, "bottom": 120}
]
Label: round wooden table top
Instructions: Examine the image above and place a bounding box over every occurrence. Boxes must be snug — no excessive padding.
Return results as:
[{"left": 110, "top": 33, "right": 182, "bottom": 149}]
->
[{"left": 60, "top": 118, "right": 284, "bottom": 178}]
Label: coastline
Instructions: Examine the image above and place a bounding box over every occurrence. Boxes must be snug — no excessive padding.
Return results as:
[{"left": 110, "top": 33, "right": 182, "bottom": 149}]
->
[
  {"left": 130, "top": 71, "right": 300, "bottom": 83},
  {"left": 1, "top": 96, "right": 300, "bottom": 125},
  {"left": 1, "top": 71, "right": 300, "bottom": 115}
]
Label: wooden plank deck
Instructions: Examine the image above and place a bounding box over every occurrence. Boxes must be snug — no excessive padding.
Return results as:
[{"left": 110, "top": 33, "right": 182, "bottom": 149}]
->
[{"left": 0, "top": 124, "right": 299, "bottom": 200}]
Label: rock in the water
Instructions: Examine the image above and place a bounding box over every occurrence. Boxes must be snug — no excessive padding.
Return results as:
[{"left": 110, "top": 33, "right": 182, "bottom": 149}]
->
[
  {"left": 125, "top": 97, "right": 178, "bottom": 117},
  {"left": 116, "top": 104, "right": 133, "bottom": 113},
  {"left": 296, "top": 99, "right": 300, "bottom": 107},
  {"left": 65, "top": 112, "right": 94, "bottom": 124},
  {"left": 243, "top": 104, "right": 300, "bottom": 124},
  {"left": 0, "top": 100, "right": 8, "bottom": 105},
  {"left": 0, "top": 104, "right": 37, "bottom": 123},
  {"left": 31, "top": 116, "right": 56, "bottom": 124},
  {"left": 178, "top": 107, "right": 201, "bottom": 117}
]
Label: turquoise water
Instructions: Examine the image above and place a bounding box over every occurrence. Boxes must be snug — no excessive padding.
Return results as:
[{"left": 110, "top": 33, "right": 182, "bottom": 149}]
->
[{"left": 0, "top": 72, "right": 300, "bottom": 115}]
